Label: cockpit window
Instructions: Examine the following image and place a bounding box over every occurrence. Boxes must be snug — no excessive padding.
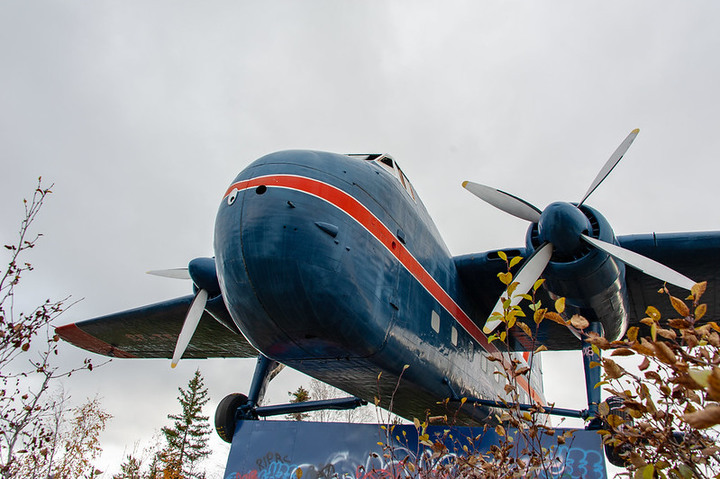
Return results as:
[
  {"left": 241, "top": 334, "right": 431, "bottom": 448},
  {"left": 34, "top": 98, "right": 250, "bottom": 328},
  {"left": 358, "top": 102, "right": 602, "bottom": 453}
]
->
[{"left": 347, "top": 153, "right": 416, "bottom": 201}]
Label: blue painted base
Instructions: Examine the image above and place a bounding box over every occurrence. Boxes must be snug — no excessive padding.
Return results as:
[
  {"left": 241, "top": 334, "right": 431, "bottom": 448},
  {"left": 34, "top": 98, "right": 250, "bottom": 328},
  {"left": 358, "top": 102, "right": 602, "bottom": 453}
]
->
[{"left": 223, "top": 420, "right": 607, "bottom": 479}]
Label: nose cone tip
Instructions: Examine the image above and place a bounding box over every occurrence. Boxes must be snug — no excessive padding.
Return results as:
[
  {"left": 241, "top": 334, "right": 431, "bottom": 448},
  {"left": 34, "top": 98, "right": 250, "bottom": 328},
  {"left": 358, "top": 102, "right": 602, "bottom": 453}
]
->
[{"left": 538, "top": 202, "right": 591, "bottom": 255}]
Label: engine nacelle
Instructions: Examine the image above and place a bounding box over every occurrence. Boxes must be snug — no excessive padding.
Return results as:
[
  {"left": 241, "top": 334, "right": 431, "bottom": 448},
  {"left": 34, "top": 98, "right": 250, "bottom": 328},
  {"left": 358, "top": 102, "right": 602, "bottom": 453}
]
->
[{"left": 525, "top": 204, "right": 629, "bottom": 341}]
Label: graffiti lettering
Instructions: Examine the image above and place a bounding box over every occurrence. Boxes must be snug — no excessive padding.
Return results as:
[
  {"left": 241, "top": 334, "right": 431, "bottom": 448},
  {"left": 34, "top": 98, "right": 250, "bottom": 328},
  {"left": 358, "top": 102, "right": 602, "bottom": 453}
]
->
[
  {"left": 224, "top": 423, "right": 608, "bottom": 478},
  {"left": 256, "top": 452, "right": 291, "bottom": 471}
]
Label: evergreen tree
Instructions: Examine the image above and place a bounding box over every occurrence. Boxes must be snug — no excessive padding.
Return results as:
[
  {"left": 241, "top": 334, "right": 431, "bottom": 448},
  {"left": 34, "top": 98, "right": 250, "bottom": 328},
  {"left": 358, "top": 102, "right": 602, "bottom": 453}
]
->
[
  {"left": 159, "top": 369, "right": 211, "bottom": 479},
  {"left": 286, "top": 386, "right": 311, "bottom": 421},
  {"left": 112, "top": 454, "right": 141, "bottom": 479}
]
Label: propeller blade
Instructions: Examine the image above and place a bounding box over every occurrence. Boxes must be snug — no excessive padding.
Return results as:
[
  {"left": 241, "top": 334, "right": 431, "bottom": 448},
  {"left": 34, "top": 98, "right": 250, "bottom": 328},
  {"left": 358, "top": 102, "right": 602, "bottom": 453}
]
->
[
  {"left": 171, "top": 289, "right": 208, "bottom": 368},
  {"left": 484, "top": 242, "right": 554, "bottom": 334},
  {"left": 581, "top": 234, "right": 696, "bottom": 290},
  {"left": 579, "top": 129, "right": 639, "bottom": 207},
  {"left": 462, "top": 181, "right": 542, "bottom": 223},
  {"left": 147, "top": 268, "right": 191, "bottom": 280}
]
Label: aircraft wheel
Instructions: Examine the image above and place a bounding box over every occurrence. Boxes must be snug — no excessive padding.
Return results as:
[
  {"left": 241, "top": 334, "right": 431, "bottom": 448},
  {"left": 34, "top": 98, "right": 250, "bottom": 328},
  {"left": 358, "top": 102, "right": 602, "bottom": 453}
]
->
[
  {"left": 603, "top": 396, "right": 633, "bottom": 467},
  {"left": 215, "top": 393, "right": 248, "bottom": 443}
]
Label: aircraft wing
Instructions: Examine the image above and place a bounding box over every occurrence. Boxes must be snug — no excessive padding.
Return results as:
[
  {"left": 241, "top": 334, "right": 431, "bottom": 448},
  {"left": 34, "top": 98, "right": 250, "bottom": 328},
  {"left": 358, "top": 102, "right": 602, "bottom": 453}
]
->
[
  {"left": 55, "top": 295, "right": 258, "bottom": 359},
  {"left": 455, "top": 231, "right": 720, "bottom": 351},
  {"left": 618, "top": 231, "right": 720, "bottom": 325}
]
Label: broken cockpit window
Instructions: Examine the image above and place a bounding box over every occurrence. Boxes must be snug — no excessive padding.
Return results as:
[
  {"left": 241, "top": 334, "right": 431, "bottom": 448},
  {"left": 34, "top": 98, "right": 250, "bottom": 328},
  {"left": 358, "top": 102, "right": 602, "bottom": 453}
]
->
[{"left": 347, "top": 154, "right": 417, "bottom": 201}]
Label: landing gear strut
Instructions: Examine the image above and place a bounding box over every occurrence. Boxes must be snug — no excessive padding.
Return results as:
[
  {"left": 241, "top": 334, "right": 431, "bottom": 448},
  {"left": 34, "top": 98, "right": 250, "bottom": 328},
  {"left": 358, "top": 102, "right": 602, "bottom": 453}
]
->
[
  {"left": 214, "top": 354, "right": 367, "bottom": 443},
  {"left": 582, "top": 322, "right": 603, "bottom": 429}
]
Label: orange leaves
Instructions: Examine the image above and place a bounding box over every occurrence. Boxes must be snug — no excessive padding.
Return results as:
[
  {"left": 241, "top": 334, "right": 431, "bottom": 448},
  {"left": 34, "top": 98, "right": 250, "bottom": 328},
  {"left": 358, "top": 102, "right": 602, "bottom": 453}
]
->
[
  {"left": 543, "top": 312, "right": 566, "bottom": 327},
  {"left": 690, "top": 281, "right": 707, "bottom": 302},
  {"left": 683, "top": 404, "right": 720, "bottom": 429},
  {"left": 670, "top": 295, "right": 690, "bottom": 317},
  {"left": 569, "top": 315, "right": 589, "bottom": 330},
  {"left": 602, "top": 358, "right": 626, "bottom": 380}
]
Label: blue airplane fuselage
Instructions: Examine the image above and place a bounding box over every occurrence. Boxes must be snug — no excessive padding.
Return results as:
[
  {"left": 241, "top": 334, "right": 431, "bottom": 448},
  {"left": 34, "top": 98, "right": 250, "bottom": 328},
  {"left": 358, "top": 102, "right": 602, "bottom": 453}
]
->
[{"left": 214, "top": 150, "right": 544, "bottom": 421}]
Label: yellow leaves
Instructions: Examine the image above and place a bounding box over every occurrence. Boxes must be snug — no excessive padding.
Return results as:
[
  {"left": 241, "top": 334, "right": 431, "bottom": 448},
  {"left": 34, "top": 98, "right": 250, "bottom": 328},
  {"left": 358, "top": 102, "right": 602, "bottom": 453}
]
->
[
  {"left": 695, "top": 303, "right": 707, "bottom": 320},
  {"left": 645, "top": 306, "right": 661, "bottom": 321},
  {"left": 509, "top": 256, "right": 523, "bottom": 269},
  {"left": 534, "top": 345, "right": 548, "bottom": 353},
  {"left": 544, "top": 312, "right": 566, "bottom": 327},
  {"left": 533, "top": 279, "right": 545, "bottom": 291},
  {"left": 634, "top": 464, "right": 654, "bottom": 479},
  {"left": 533, "top": 308, "right": 547, "bottom": 325},
  {"left": 497, "top": 272, "right": 513, "bottom": 286},
  {"left": 495, "top": 425, "right": 506, "bottom": 437},
  {"left": 691, "top": 368, "right": 720, "bottom": 400},
  {"left": 627, "top": 326, "right": 639, "bottom": 343},
  {"left": 517, "top": 322, "right": 533, "bottom": 338},
  {"left": 554, "top": 297, "right": 565, "bottom": 314},
  {"left": 606, "top": 414, "right": 627, "bottom": 428},
  {"left": 296, "top": 468, "right": 303, "bottom": 479},
  {"left": 683, "top": 404, "right": 720, "bottom": 429}
]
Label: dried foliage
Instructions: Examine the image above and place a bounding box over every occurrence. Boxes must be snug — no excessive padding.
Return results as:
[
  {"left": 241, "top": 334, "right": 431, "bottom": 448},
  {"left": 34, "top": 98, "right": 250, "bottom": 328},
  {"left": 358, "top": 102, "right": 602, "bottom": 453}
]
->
[
  {"left": 0, "top": 180, "right": 96, "bottom": 478},
  {"left": 11, "top": 395, "right": 110, "bottom": 479},
  {"left": 589, "top": 282, "right": 720, "bottom": 478},
  {"left": 375, "top": 252, "right": 720, "bottom": 478},
  {"left": 375, "top": 253, "right": 577, "bottom": 478}
]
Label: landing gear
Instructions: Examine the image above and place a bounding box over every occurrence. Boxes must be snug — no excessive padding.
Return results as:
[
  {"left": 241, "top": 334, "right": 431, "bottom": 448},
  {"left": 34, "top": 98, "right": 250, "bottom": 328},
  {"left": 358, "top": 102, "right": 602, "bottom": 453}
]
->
[
  {"left": 215, "top": 393, "right": 249, "bottom": 443},
  {"left": 581, "top": 322, "right": 633, "bottom": 467},
  {"left": 214, "top": 354, "right": 367, "bottom": 443},
  {"left": 582, "top": 322, "right": 604, "bottom": 430},
  {"left": 601, "top": 396, "right": 633, "bottom": 467}
]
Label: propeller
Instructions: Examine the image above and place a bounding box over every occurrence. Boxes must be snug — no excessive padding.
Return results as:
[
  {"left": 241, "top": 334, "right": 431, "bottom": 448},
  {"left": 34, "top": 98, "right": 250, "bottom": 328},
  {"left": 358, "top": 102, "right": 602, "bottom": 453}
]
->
[
  {"left": 171, "top": 289, "right": 208, "bottom": 368},
  {"left": 147, "top": 268, "right": 191, "bottom": 280},
  {"left": 464, "top": 129, "right": 697, "bottom": 334},
  {"left": 148, "top": 258, "right": 220, "bottom": 367}
]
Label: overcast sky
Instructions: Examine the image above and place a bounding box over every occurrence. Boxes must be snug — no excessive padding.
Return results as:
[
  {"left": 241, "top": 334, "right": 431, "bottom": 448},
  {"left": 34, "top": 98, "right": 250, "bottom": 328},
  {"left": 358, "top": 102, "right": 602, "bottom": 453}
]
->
[{"left": 2, "top": 1, "right": 719, "bottom": 476}]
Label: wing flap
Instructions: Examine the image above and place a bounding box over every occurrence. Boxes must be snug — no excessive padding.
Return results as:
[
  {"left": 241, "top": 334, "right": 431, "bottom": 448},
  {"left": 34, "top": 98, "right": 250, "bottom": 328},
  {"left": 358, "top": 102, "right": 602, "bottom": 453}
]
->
[{"left": 56, "top": 295, "right": 258, "bottom": 359}]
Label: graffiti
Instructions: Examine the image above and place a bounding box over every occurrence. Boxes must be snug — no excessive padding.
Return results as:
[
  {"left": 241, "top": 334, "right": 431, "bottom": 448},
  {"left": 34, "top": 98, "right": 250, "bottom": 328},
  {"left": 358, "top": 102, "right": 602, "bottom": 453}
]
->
[
  {"left": 256, "top": 452, "right": 292, "bottom": 471},
  {"left": 224, "top": 422, "right": 607, "bottom": 479}
]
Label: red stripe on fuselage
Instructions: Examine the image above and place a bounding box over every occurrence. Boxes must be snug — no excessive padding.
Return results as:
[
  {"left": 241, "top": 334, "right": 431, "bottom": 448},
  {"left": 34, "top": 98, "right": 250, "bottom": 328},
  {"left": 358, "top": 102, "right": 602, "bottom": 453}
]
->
[{"left": 224, "top": 175, "right": 543, "bottom": 403}]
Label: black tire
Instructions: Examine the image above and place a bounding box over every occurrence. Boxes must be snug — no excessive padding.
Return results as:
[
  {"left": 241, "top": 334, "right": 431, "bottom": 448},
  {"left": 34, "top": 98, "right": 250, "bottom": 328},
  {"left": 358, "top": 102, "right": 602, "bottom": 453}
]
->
[
  {"left": 603, "top": 396, "right": 633, "bottom": 467},
  {"left": 215, "top": 393, "right": 248, "bottom": 443}
]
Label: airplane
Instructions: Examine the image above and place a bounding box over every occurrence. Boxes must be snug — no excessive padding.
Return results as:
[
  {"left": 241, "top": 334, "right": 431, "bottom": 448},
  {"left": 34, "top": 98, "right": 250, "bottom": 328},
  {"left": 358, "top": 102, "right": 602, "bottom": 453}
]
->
[{"left": 56, "top": 130, "right": 720, "bottom": 460}]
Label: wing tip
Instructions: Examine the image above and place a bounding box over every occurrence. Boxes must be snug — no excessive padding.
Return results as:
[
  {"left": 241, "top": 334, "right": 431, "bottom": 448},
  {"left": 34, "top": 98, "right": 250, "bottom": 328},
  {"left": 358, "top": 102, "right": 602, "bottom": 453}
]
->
[{"left": 55, "top": 323, "right": 137, "bottom": 359}]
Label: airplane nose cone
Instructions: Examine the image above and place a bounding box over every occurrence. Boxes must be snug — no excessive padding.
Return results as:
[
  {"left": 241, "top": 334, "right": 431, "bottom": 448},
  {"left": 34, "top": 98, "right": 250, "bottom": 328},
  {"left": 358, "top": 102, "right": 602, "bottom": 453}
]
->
[{"left": 537, "top": 202, "right": 592, "bottom": 256}]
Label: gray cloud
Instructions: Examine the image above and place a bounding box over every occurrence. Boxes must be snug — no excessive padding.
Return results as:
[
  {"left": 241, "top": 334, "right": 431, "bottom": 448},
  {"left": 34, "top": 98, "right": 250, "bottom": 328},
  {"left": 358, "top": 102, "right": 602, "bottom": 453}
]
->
[{"left": 2, "top": 1, "right": 719, "bottom": 475}]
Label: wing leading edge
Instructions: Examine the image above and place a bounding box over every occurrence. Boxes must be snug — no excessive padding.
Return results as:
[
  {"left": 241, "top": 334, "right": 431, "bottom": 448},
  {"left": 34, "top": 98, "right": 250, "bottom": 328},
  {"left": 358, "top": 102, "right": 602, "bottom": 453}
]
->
[{"left": 56, "top": 295, "right": 258, "bottom": 359}]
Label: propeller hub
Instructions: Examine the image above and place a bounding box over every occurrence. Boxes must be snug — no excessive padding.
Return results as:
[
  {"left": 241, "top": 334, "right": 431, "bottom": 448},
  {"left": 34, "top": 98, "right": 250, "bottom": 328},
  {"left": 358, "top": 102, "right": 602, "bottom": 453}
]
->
[
  {"left": 188, "top": 257, "right": 221, "bottom": 297},
  {"left": 538, "top": 202, "right": 592, "bottom": 257}
]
